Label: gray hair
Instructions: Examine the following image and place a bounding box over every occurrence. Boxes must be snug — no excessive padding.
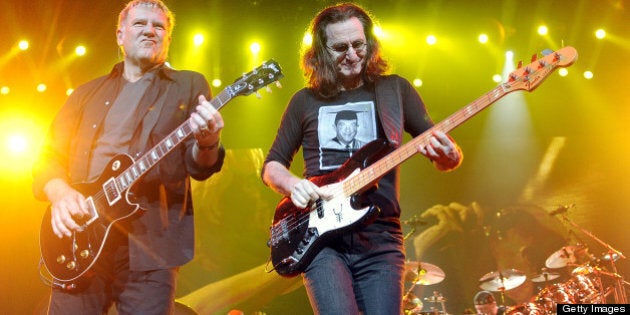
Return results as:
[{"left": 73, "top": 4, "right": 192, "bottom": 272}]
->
[{"left": 118, "top": 0, "right": 175, "bottom": 34}]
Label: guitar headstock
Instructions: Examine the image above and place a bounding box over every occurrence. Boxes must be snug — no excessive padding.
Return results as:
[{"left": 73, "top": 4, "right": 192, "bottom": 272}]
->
[
  {"left": 228, "top": 59, "right": 284, "bottom": 97},
  {"left": 504, "top": 46, "right": 577, "bottom": 93}
]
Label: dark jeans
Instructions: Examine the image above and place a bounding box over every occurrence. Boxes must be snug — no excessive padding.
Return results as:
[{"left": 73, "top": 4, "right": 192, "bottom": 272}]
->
[
  {"left": 47, "top": 231, "right": 178, "bottom": 315},
  {"left": 303, "top": 226, "right": 405, "bottom": 315}
]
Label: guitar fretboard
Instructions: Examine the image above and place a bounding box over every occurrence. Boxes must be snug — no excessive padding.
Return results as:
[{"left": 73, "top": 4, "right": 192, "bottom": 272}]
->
[
  {"left": 113, "top": 88, "right": 234, "bottom": 191},
  {"left": 341, "top": 81, "right": 521, "bottom": 196}
]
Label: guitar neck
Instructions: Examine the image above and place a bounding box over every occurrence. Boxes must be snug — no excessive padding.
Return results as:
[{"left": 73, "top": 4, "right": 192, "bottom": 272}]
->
[
  {"left": 342, "top": 83, "right": 510, "bottom": 195},
  {"left": 113, "top": 89, "right": 233, "bottom": 191}
]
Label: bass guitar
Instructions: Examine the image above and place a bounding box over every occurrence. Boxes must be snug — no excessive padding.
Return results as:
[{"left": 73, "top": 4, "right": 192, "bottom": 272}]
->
[
  {"left": 268, "top": 47, "right": 578, "bottom": 277},
  {"left": 39, "top": 60, "right": 283, "bottom": 289}
]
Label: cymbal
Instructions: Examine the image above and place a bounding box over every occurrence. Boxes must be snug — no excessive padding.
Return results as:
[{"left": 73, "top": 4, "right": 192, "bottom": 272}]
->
[
  {"left": 545, "top": 245, "right": 587, "bottom": 269},
  {"left": 531, "top": 271, "right": 560, "bottom": 282},
  {"left": 479, "top": 269, "right": 526, "bottom": 291},
  {"left": 404, "top": 261, "right": 445, "bottom": 285}
]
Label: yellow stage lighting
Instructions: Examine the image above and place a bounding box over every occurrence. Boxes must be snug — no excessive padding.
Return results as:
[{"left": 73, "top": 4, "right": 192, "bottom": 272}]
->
[
  {"left": 6, "top": 134, "right": 28, "bottom": 155},
  {"left": 478, "top": 34, "right": 489, "bottom": 44},
  {"left": 66, "top": 88, "right": 74, "bottom": 96},
  {"left": 1, "top": 86, "right": 9, "bottom": 95},
  {"left": 537, "top": 25, "right": 548, "bottom": 36},
  {"left": 492, "top": 74, "right": 502, "bottom": 83},
  {"left": 36, "top": 84, "right": 47, "bottom": 93},
  {"left": 558, "top": 68, "right": 568, "bottom": 77},
  {"left": 75, "top": 45, "right": 86, "bottom": 56},
  {"left": 595, "top": 29, "right": 606, "bottom": 39},
  {"left": 18, "top": 40, "right": 29, "bottom": 50},
  {"left": 250, "top": 42, "right": 261, "bottom": 55},
  {"left": 302, "top": 33, "right": 312, "bottom": 47},
  {"left": 412, "top": 79, "right": 422, "bottom": 87},
  {"left": 583, "top": 71, "right": 594, "bottom": 79},
  {"left": 212, "top": 79, "right": 222, "bottom": 88},
  {"left": 426, "top": 35, "right": 437, "bottom": 45},
  {"left": 193, "top": 33, "right": 205, "bottom": 46}
]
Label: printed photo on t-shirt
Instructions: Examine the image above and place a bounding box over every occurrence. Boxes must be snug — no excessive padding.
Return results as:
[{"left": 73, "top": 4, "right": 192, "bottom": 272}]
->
[{"left": 318, "top": 101, "right": 377, "bottom": 170}]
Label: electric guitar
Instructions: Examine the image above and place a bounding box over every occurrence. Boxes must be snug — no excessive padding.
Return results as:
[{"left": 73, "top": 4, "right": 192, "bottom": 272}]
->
[
  {"left": 39, "top": 60, "right": 283, "bottom": 288},
  {"left": 268, "top": 47, "right": 578, "bottom": 277}
]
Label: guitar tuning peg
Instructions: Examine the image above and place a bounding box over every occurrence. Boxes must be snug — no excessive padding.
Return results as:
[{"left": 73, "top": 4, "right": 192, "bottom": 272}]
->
[
  {"left": 531, "top": 54, "right": 538, "bottom": 63},
  {"left": 517, "top": 60, "right": 523, "bottom": 69},
  {"left": 541, "top": 49, "right": 554, "bottom": 56},
  {"left": 275, "top": 81, "right": 282, "bottom": 89},
  {"left": 255, "top": 91, "right": 262, "bottom": 99},
  {"left": 265, "top": 86, "right": 272, "bottom": 93}
]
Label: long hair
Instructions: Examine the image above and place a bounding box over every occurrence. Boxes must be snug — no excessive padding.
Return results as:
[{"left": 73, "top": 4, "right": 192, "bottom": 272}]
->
[{"left": 301, "top": 3, "right": 389, "bottom": 99}]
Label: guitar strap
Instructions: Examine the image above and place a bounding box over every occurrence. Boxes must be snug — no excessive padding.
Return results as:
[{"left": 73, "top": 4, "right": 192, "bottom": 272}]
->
[{"left": 374, "top": 75, "right": 404, "bottom": 147}]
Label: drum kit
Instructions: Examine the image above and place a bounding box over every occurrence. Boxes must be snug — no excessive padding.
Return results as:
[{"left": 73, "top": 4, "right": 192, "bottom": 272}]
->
[
  {"left": 402, "top": 206, "right": 627, "bottom": 315},
  {"left": 500, "top": 210, "right": 629, "bottom": 315}
]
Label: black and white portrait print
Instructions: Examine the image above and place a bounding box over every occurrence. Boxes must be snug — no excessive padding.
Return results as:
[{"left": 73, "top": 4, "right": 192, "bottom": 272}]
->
[{"left": 318, "top": 101, "right": 377, "bottom": 170}]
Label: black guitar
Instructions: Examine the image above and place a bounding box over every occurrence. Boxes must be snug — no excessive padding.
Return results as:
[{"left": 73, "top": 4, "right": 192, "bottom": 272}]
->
[
  {"left": 268, "top": 47, "right": 578, "bottom": 277},
  {"left": 39, "top": 60, "right": 283, "bottom": 288}
]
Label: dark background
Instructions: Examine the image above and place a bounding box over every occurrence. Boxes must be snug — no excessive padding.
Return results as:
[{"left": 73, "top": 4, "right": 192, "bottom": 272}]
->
[{"left": 1, "top": 0, "right": 628, "bottom": 314}]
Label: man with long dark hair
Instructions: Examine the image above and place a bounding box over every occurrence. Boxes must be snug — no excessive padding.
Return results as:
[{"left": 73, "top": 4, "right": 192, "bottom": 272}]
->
[{"left": 262, "top": 3, "right": 462, "bottom": 314}]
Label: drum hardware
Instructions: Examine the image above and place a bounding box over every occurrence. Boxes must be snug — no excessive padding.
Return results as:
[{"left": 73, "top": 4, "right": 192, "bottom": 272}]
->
[
  {"left": 531, "top": 268, "right": 560, "bottom": 283},
  {"left": 423, "top": 291, "right": 449, "bottom": 315},
  {"left": 555, "top": 208, "right": 627, "bottom": 303},
  {"left": 403, "top": 292, "right": 423, "bottom": 314},
  {"left": 402, "top": 262, "right": 445, "bottom": 314}
]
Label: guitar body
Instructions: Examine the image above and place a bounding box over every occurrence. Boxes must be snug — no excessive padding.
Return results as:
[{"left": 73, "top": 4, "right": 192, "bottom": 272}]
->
[
  {"left": 269, "top": 140, "right": 392, "bottom": 277},
  {"left": 39, "top": 154, "right": 141, "bottom": 285}
]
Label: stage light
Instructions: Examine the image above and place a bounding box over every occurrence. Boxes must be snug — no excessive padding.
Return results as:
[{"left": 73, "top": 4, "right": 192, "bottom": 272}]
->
[
  {"left": 75, "top": 45, "right": 86, "bottom": 56},
  {"left": 18, "top": 40, "right": 29, "bottom": 50},
  {"left": 66, "top": 88, "right": 74, "bottom": 96},
  {"left": 595, "top": 29, "right": 606, "bottom": 39},
  {"left": 193, "top": 33, "right": 205, "bottom": 46},
  {"left": 373, "top": 25, "right": 385, "bottom": 39},
  {"left": 36, "top": 84, "right": 47, "bottom": 93},
  {"left": 6, "top": 134, "right": 28, "bottom": 155},
  {"left": 426, "top": 35, "right": 437, "bottom": 45},
  {"left": 492, "top": 74, "right": 502, "bottom": 83},
  {"left": 558, "top": 68, "right": 568, "bottom": 77},
  {"left": 249, "top": 42, "right": 261, "bottom": 55},
  {"left": 478, "top": 34, "right": 489, "bottom": 44},
  {"left": 212, "top": 79, "right": 222, "bottom": 87},
  {"left": 1, "top": 86, "right": 9, "bottom": 95},
  {"left": 583, "top": 71, "right": 594, "bottom": 79},
  {"left": 537, "top": 25, "right": 548, "bottom": 36},
  {"left": 302, "top": 32, "right": 312, "bottom": 47},
  {"left": 412, "top": 79, "right": 422, "bottom": 87}
]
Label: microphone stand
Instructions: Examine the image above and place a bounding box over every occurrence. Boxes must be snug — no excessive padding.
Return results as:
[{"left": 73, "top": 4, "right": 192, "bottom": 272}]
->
[{"left": 558, "top": 213, "right": 627, "bottom": 303}]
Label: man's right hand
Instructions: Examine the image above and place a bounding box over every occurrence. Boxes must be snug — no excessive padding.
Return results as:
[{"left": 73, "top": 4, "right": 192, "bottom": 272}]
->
[
  {"left": 290, "top": 179, "right": 333, "bottom": 209},
  {"left": 44, "top": 179, "right": 90, "bottom": 238}
]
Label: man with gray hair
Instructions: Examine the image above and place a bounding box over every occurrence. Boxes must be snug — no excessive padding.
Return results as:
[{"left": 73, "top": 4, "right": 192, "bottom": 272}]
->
[{"left": 33, "top": 1, "right": 225, "bottom": 313}]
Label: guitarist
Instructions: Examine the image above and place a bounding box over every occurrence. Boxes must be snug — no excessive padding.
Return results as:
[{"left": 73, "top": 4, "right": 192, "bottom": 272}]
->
[
  {"left": 31, "top": 1, "right": 225, "bottom": 314},
  {"left": 261, "top": 3, "right": 462, "bottom": 315}
]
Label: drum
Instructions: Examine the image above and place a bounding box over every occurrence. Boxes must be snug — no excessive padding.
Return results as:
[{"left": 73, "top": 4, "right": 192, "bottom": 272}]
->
[
  {"left": 569, "top": 266, "right": 605, "bottom": 303},
  {"left": 534, "top": 283, "right": 576, "bottom": 314},
  {"left": 505, "top": 302, "right": 546, "bottom": 315}
]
